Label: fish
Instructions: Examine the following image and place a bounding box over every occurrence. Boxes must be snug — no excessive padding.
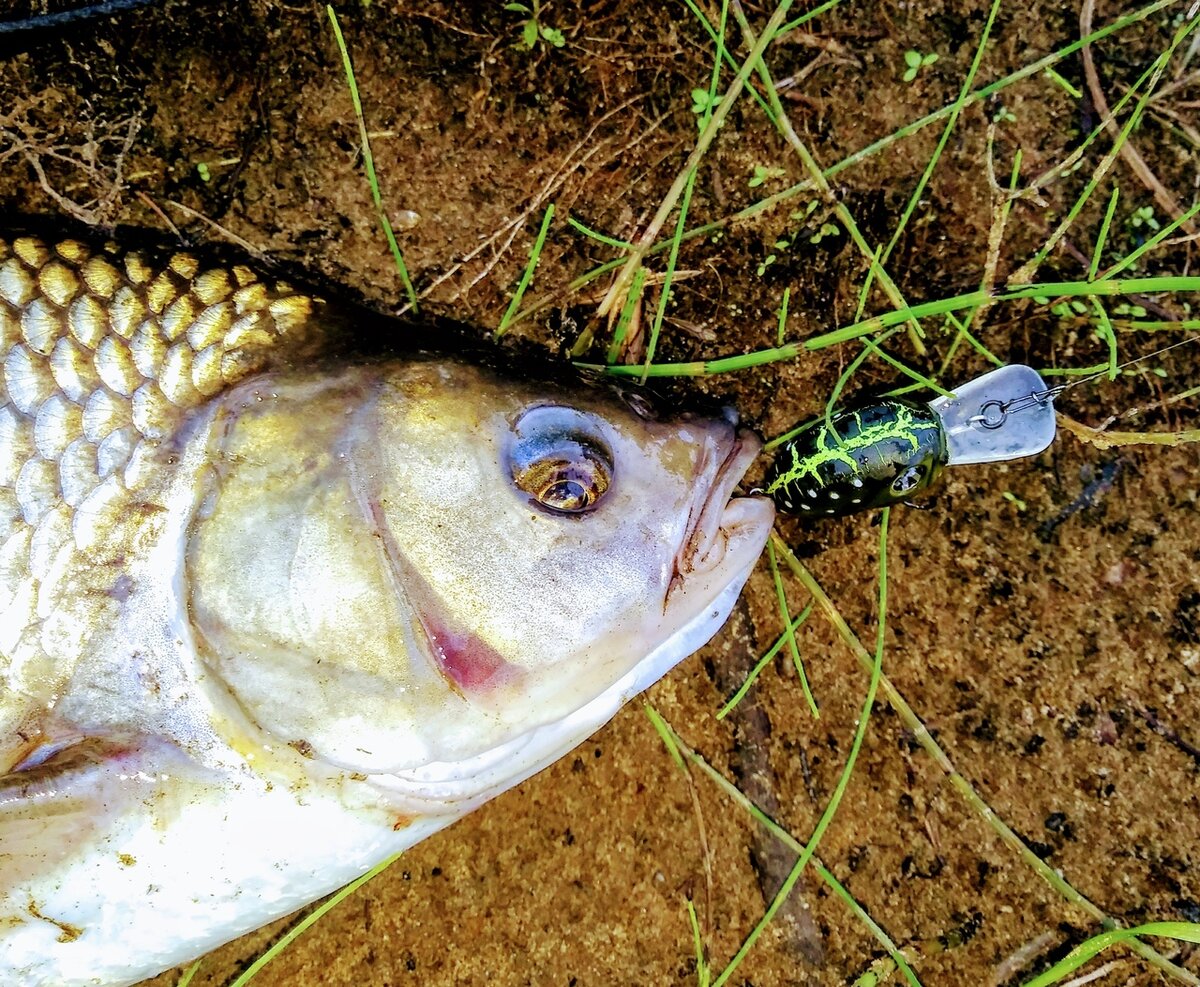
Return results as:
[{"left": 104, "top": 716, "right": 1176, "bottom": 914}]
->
[{"left": 0, "top": 231, "right": 774, "bottom": 986}]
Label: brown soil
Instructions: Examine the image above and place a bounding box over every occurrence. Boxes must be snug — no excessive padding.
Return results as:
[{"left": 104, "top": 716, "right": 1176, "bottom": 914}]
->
[{"left": 2, "top": 1, "right": 1198, "bottom": 985}]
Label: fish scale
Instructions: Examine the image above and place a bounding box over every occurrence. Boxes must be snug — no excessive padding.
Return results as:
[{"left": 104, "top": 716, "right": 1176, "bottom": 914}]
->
[{"left": 0, "top": 233, "right": 318, "bottom": 770}]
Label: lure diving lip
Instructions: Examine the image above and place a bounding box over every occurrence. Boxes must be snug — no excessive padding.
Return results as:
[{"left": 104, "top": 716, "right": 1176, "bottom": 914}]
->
[{"left": 765, "top": 364, "right": 1060, "bottom": 519}]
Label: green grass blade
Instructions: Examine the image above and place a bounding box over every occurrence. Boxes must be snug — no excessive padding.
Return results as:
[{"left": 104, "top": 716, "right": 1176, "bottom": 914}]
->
[
  {"left": 1020, "top": 923, "right": 1200, "bottom": 987},
  {"left": 496, "top": 203, "right": 556, "bottom": 338},
  {"left": 1102, "top": 198, "right": 1200, "bottom": 279},
  {"left": 176, "top": 960, "right": 202, "bottom": 987},
  {"left": 228, "top": 852, "right": 402, "bottom": 987},
  {"left": 767, "top": 539, "right": 819, "bottom": 718},
  {"left": 326, "top": 5, "right": 418, "bottom": 312},
  {"left": 1090, "top": 186, "right": 1120, "bottom": 280},
  {"left": 1013, "top": 13, "right": 1199, "bottom": 284},
  {"left": 567, "top": 215, "right": 633, "bottom": 250},
  {"left": 643, "top": 704, "right": 686, "bottom": 771},
  {"left": 717, "top": 603, "right": 813, "bottom": 719},
  {"left": 666, "top": 725, "right": 922, "bottom": 987}
]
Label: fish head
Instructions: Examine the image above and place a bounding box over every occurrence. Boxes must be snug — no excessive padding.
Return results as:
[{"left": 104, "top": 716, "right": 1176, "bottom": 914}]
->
[{"left": 188, "top": 358, "right": 773, "bottom": 808}]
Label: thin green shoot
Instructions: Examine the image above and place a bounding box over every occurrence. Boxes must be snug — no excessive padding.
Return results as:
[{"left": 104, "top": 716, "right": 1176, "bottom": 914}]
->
[
  {"left": 176, "top": 960, "right": 202, "bottom": 987},
  {"left": 709, "top": 515, "right": 890, "bottom": 987},
  {"left": 1101, "top": 198, "right": 1200, "bottom": 279},
  {"left": 776, "top": 286, "right": 790, "bottom": 345},
  {"left": 681, "top": 0, "right": 777, "bottom": 124},
  {"left": 1091, "top": 188, "right": 1120, "bottom": 282},
  {"left": 1090, "top": 297, "right": 1119, "bottom": 380},
  {"left": 643, "top": 704, "right": 686, "bottom": 771},
  {"left": 854, "top": 245, "right": 882, "bottom": 322},
  {"left": 717, "top": 603, "right": 813, "bottom": 719},
  {"left": 771, "top": 540, "right": 1199, "bottom": 984},
  {"left": 643, "top": 165, "right": 699, "bottom": 378},
  {"left": 567, "top": 215, "right": 633, "bottom": 250},
  {"left": 1116, "top": 319, "right": 1200, "bottom": 332},
  {"left": 496, "top": 203, "right": 556, "bottom": 338},
  {"left": 1042, "top": 65, "right": 1082, "bottom": 99},
  {"left": 577, "top": 276, "right": 1200, "bottom": 378},
  {"left": 228, "top": 852, "right": 402, "bottom": 987},
  {"left": 326, "top": 5, "right": 418, "bottom": 312},
  {"left": 767, "top": 539, "right": 818, "bottom": 717},
  {"left": 773, "top": 0, "right": 846, "bottom": 39},
  {"left": 683, "top": 0, "right": 846, "bottom": 126},
  {"left": 763, "top": 414, "right": 820, "bottom": 453},
  {"left": 1038, "top": 362, "right": 1112, "bottom": 377},
  {"left": 866, "top": 336, "right": 951, "bottom": 395},
  {"left": 1168, "top": 383, "right": 1200, "bottom": 403},
  {"left": 639, "top": 0, "right": 729, "bottom": 378},
  {"left": 607, "top": 266, "right": 646, "bottom": 364},
  {"left": 1020, "top": 923, "right": 1200, "bottom": 987},
  {"left": 940, "top": 311, "right": 1005, "bottom": 371},
  {"left": 687, "top": 899, "right": 711, "bottom": 987}
]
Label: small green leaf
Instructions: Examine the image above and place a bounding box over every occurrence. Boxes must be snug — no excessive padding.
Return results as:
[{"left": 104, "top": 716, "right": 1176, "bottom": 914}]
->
[
  {"left": 541, "top": 24, "right": 565, "bottom": 47},
  {"left": 503, "top": 2, "right": 530, "bottom": 11},
  {"left": 904, "top": 49, "right": 922, "bottom": 68},
  {"left": 902, "top": 66, "right": 918, "bottom": 82},
  {"left": 521, "top": 18, "right": 538, "bottom": 48},
  {"left": 1001, "top": 490, "right": 1027, "bottom": 512}
]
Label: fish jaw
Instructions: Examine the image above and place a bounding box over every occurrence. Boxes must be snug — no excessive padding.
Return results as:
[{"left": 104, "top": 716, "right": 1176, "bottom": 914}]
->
[{"left": 375, "top": 517, "right": 768, "bottom": 805}]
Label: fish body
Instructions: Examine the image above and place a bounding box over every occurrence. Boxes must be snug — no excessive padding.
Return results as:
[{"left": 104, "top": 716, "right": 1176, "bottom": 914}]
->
[{"left": 0, "top": 234, "right": 773, "bottom": 986}]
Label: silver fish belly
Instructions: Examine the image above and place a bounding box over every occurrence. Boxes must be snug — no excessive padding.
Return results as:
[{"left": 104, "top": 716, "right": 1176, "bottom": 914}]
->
[{"left": 0, "top": 233, "right": 774, "bottom": 987}]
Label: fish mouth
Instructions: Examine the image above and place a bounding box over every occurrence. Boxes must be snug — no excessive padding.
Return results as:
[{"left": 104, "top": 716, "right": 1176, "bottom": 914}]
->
[{"left": 672, "top": 424, "right": 774, "bottom": 593}]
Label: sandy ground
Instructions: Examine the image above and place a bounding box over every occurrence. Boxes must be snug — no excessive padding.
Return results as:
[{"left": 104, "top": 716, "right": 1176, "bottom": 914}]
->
[{"left": 1, "top": 0, "right": 1198, "bottom": 984}]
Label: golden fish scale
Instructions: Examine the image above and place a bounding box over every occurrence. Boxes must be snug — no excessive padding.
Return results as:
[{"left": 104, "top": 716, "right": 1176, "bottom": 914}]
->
[{"left": 0, "top": 234, "right": 319, "bottom": 767}]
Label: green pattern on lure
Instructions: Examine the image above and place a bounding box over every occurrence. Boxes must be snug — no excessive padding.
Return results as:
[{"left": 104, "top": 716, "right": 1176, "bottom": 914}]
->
[
  {"left": 766, "top": 364, "right": 1063, "bottom": 519},
  {"left": 764, "top": 400, "right": 947, "bottom": 517}
]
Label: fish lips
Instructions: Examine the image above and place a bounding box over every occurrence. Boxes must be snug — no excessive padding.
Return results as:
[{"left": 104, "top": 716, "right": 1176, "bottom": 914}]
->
[{"left": 673, "top": 424, "right": 773, "bottom": 589}]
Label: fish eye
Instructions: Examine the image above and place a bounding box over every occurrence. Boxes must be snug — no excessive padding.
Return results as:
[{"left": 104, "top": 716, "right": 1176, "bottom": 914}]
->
[
  {"left": 891, "top": 465, "right": 923, "bottom": 494},
  {"left": 509, "top": 407, "right": 613, "bottom": 515}
]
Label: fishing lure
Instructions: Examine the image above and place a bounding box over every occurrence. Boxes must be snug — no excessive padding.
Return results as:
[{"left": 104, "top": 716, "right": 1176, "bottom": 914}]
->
[{"left": 764, "top": 364, "right": 1062, "bottom": 518}]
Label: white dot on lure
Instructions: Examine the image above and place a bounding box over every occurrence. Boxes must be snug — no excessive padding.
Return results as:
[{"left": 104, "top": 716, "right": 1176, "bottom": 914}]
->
[
  {"left": 829, "top": 491, "right": 839, "bottom": 500},
  {"left": 805, "top": 488, "right": 816, "bottom": 498},
  {"left": 851, "top": 477, "right": 863, "bottom": 488}
]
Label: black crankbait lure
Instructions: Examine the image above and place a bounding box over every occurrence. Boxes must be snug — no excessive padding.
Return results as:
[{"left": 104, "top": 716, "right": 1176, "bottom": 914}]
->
[
  {"left": 765, "top": 399, "right": 947, "bottom": 516},
  {"left": 766, "top": 365, "right": 1060, "bottom": 519}
]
